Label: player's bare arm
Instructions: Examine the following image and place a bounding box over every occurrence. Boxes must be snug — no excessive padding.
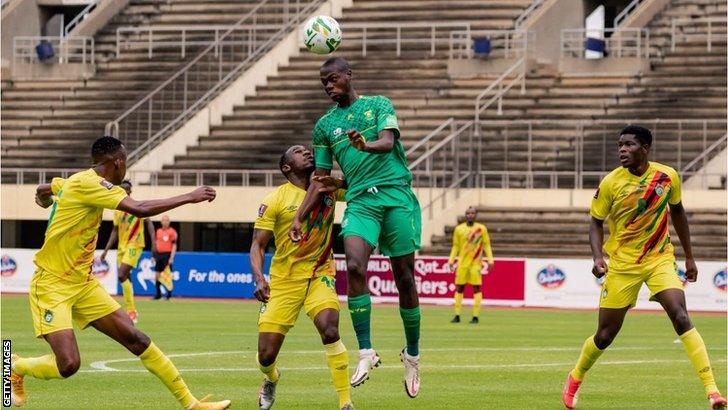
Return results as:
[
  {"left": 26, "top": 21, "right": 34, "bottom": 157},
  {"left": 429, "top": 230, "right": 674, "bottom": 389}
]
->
[
  {"left": 117, "top": 186, "right": 216, "bottom": 218},
  {"left": 347, "top": 129, "right": 395, "bottom": 153},
  {"left": 311, "top": 175, "right": 345, "bottom": 193},
  {"left": 250, "top": 228, "right": 273, "bottom": 303},
  {"left": 589, "top": 216, "right": 608, "bottom": 278},
  {"left": 669, "top": 202, "right": 697, "bottom": 282},
  {"left": 35, "top": 183, "right": 54, "bottom": 208},
  {"left": 289, "top": 168, "right": 330, "bottom": 241},
  {"left": 146, "top": 219, "right": 157, "bottom": 254}
]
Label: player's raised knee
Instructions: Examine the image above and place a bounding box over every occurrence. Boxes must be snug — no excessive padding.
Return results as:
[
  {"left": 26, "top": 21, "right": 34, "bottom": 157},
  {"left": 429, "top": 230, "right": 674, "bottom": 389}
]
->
[
  {"left": 320, "top": 325, "right": 340, "bottom": 344},
  {"left": 58, "top": 357, "right": 81, "bottom": 378}
]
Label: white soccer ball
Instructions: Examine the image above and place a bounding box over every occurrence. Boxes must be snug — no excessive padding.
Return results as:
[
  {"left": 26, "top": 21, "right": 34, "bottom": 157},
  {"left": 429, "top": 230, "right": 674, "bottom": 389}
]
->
[{"left": 302, "top": 15, "right": 342, "bottom": 54}]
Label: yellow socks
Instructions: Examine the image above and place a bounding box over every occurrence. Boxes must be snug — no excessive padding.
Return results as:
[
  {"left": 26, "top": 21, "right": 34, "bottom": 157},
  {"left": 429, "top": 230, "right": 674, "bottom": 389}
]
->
[
  {"left": 324, "top": 340, "right": 351, "bottom": 408},
  {"left": 13, "top": 354, "right": 63, "bottom": 379},
  {"left": 257, "top": 354, "right": 280, "bottom": 382},
  {"left": 139, "top": 342, "right": 195, "bottom": 408},
  {"left": 571, "top": 336, "right": 604, "bottom": 381},
  {"left": 473, "top": 292, "right": 482, "bottom": 318},
  {"left": 121, "top": 279, "right": 136, "bottom": 312},
  {"left": 680, "top": 328, "right": 720, "bottom": 395},
  {"left": 454, "top": 292, "right": 463, "bottom": 315}
]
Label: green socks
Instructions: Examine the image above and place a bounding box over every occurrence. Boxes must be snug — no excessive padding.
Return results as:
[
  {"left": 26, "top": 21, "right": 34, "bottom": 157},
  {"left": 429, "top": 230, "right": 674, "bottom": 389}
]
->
[
  {"left": 348, "top": 294, "right": 372, "bottom": 350},
  {"left": 400, "top": 306, "right": 421, "bottom": 356}
]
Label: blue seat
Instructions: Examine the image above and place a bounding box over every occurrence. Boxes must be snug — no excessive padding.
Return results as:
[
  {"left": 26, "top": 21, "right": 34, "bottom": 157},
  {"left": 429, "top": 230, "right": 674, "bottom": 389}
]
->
[
  {"left": 35, "top": 41, "right": 55, "bottom": 61},
  {"left": 585, "top": 37, "right": 606, "bottom": 53},
  {"left": 473, "top": 37, "right": 492, "bottom": 55}
]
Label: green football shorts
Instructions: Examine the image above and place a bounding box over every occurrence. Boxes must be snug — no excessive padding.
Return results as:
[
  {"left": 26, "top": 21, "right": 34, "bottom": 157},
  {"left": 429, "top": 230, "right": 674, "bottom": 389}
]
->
[{"left": 341, "top": 184, "right": 421, "bottom": 257}]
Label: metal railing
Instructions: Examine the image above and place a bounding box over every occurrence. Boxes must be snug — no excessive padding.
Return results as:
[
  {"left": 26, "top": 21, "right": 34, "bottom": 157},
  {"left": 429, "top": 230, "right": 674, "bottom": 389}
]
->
[
  {"left": 64, "top": 0, "right": 101, "bottom": 37},
  {"left": 671, "top": 17, "right": 727, "bottom": 52},
  {"left": 614, "top": 0, "right": 646, "bottom": 28},
  {"left": 105, "top": 0, "right": 324, "bottom": 164},
  {"left": 341, "top": 21, "right": 471, "bottom": 57},
  {"left": 681, "top": 132, "right": 727, "bottom": 189},
  {"left": 13, "top": 36, "right": 94, "bottom": 65},
  {"left": 514, "top": 0, "right": 544, "bottom": 28},
  {"left": 474, "top": 56, "right": 526, "bottom": 129},
  {"left": 561, "top": 28, "right": 650, "bottom": 58},
  {"left": 449, "top": 29, "right": 533, "bottom": 59},
  {"left": 116, "top": 24, "right": 285, "bottom": 59}
]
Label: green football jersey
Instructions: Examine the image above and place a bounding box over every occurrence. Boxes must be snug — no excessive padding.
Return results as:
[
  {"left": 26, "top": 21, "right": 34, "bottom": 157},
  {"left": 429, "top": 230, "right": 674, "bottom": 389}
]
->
[{"left": 312, "top": 95, "right": 412, "bottom": 201}]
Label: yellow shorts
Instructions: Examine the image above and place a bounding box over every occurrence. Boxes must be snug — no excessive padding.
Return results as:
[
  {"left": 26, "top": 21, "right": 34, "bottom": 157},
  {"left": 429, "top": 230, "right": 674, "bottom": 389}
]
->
[
  {"left": 258, "top": 276, "right": 339, "bottom": 335},
  {"left": 117, "top": 247, "right": 143, "bottom": 269},
  {"left": 455, "top": 263, "right": 483, "bottom": 286},
  {"left": 600, "top": 257, "right": 683, "bottom": 309},
  {"left": 30, "top": 269, "right": 120, "bottom": 338}
]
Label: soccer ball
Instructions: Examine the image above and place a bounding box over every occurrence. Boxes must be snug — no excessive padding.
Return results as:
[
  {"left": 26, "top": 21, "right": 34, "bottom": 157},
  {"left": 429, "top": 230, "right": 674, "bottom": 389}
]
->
[{"left": 302, "top": 15, "right": 342, "bottom": 54}]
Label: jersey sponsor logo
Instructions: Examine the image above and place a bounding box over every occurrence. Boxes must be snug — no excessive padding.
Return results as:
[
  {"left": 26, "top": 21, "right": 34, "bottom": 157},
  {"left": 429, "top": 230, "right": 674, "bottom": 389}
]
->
[
  {"left": 284, "top": 205, "right": 298, "bottom": 213},
  {"left": 92, "top": 259, "right": 110, "bottom": 278},
  {"left": 0, "top": 255, "right": 17, "bottom": 277},
  {"left": 333, "top": 127, "right": 343, "bottom": 136},
  {"left": 258, "top": 204, "right": 268, "bottom": 218},
  {"left": 713, "top": 269, "right": 726, "bottom": 292},
  {"left": 536, "top": 264, "right": 566, "bottom": 289},
  {"left": 100, "top": 180, "right": 114, "bottom": 190}
]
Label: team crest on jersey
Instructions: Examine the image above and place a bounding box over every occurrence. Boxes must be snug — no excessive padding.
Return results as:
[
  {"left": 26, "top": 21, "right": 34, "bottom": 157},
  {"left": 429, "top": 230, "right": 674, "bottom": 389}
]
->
[
  {"left": 43, "top": 309, "right": 54, "bottom": 323},
  {"left": 655, "top": 185, "right": 665, "bottom": 196},
  {"left": 258, "top": 204, "right": 268, "bottom": 217},
  {"left": 364, "top": 110, "right": 374, "bottom": 120},
  {"left": 324, "top": 196, "right": 334, "bottom": 207},
  {"left": 100, "top": 180, "right": 114, "bottom": 190}
]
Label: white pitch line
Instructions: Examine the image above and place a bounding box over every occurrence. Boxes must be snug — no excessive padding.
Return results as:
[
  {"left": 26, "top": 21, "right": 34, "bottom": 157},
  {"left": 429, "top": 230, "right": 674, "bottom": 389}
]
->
[{"left": 80, "top": 359, "right": 692, "bottom": 374}]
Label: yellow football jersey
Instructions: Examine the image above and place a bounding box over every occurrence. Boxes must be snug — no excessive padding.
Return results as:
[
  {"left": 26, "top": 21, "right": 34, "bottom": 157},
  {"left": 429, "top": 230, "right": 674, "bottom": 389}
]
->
[
  {"left": 591, "top": 161, "right": 682, "bottom": 264},
  {"left": 34, "top": 169, "right": 128, "bottom": 282},
  {"left": 254, "top": 182, "right": 345, "bottom": 280},
  {"left": 448, "top": 222, "right": 494, "bottom": 268},
  {"left": 113, "top": 210, "right": 145, "bottom": 250}
]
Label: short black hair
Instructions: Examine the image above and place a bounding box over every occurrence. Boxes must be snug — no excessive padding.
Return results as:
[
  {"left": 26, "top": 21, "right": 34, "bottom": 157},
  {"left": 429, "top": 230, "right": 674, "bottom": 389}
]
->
[
  {"left": 321, "top": 57, "right": 350, "bottom": 72},
  {"left": 120, "top": 179, "right": 132, "bottom": 188},
  {"left": 91, "top": 136, "right": 123, "bottom": 162},
  {"left": 279, "top": 151, "right": 292, "bottom": 176},
  {"left": 620, "top": 125, "right": 652, "bottom": 146}
]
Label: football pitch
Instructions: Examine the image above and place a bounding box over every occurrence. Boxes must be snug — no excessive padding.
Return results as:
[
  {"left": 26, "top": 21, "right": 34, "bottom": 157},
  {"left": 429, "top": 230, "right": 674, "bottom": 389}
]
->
[{"left": 2, "top": 294, "right": 725, "bottom": 409}]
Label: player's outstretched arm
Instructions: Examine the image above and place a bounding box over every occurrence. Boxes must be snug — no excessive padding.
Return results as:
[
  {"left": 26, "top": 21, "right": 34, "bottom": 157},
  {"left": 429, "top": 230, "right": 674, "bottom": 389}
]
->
[
  {"left": 35, "top": 183, "right": 54, "bottom": 208},
  {"left": 589, "top": 216, "right": 608, "bottom": 278},
  {"left": 347, "top": 129, "right": 395, "bottom": 153},
  {"left": 289, "top": 168, "right": 329, "bottom": 241},
  {"left": 669, "top": 202, "right": 697, "bottom": 282},
  {"left": 250, "top": 228, "right": 273, "bottom": 302},
  {"left": 117, "top": 186, "right": 216, "bottom": 218}
]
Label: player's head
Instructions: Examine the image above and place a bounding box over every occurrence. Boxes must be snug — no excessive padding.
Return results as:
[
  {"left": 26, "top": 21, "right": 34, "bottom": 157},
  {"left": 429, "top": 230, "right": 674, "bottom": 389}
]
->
[
  {"left": 91, "top": 136, "right": 127, "bottom": 185},
  {"left": 279, "top": 145, "right": 315, "bottom": 180},
  {"left": 320, "top": 57, "right": 352, "bottom": 104},
  {"left": 120, "top": 179, "right": 132, "bottom": 195},
  {"left": 465, "top": 206, "right": 478, "bottom": 223},
  {"left": 618, "top": 125, "right": 652, "bottom": 169},
  {"left": 161, "top": 215, "right": 171, "bottom": 228}
]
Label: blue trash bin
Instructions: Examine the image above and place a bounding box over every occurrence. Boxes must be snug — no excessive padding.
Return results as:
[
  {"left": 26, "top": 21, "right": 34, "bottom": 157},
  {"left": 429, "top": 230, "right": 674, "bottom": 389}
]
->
[
  {"left": 473, "top": 37, "right": 492, "bottom": 55},
  {"left": 585, "top": 37, "right": 606, "bottom": 53},
  {"left": 35, "top": 41, "right": 55, "bottom": 61}
]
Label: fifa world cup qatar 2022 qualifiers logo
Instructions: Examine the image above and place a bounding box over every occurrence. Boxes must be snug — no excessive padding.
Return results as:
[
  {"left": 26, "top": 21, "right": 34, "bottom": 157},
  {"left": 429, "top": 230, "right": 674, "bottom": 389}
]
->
[
  {"left": 537, "top": 264, "right": 566, "bottom": 289},
  {"left": 1, "top": 255, "right": 17, "bottom": 277},
  {"left": 714, "top": 269, "right": 727, "bottom": 292}
]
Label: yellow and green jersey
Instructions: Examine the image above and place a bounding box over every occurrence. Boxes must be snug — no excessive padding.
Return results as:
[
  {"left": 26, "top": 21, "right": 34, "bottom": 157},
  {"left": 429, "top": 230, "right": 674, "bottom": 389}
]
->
[
  {"left": 591, "top": 161, "right": 682, "bottom": 264},
  {"left": 113, "top": 210, "right": 145, "bottom": 250},
  {"left": 254, "top": 182, "right": 345, "bottom": 280},
  {"left": 34, "top": 169, "right": 128, "bottom": 282},
  {"left": 448, "top": 222, "right": 494, "bottom": 268},
  {"left": 312, "top": 95, "right": 411, "bottom": 201}
]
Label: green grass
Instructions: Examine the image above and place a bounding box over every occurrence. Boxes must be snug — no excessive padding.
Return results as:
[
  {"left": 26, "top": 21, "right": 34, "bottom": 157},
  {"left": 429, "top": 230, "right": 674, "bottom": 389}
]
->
[{"left": 1, "top": 294, "right": 725, "bottom": 409}]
